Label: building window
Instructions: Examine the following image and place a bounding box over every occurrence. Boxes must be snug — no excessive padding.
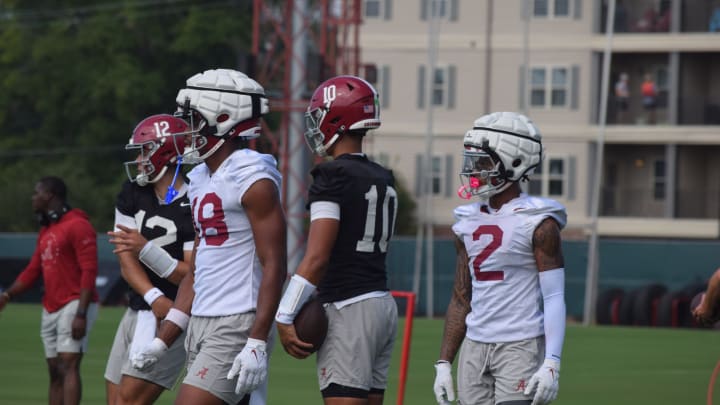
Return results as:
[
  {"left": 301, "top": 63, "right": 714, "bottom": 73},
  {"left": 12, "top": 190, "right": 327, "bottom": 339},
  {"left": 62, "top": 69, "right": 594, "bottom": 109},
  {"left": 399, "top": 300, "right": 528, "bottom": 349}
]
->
[
  {"left": 364, "top": 0, "right": 382, "bottom": 18},
  {"left": 533, "top": 0, "right": 571, "bottom": 18},
  {"left": 530, "top": 66, "right": 569, "bottom": 108},
  {"left": 431, "top": 156, "right": 443, "bottom": 194},
  {"left": 528, "top": 157, "right": 567, "bottom": 198},
  {"left": 653, "top": 160, "right": 666, "bottom": 200},
  {"left": 432, "top": 68, "right": 446, "bottom": 106},
  {"left": 432, "top": 0, "right": 447, "bottom": 18}
]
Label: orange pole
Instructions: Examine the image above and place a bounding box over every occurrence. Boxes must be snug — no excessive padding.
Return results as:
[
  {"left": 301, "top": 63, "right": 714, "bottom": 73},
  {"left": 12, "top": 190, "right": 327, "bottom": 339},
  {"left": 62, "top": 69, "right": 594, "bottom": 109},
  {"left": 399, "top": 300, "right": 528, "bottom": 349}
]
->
[{"left": 391, "top": 291, "right": 416, "bottom": 405}]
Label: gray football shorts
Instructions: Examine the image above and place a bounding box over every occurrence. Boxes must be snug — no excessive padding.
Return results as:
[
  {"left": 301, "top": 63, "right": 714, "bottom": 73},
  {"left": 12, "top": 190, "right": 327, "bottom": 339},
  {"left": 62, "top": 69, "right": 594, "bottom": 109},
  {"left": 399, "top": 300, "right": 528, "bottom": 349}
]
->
[
  {"left": 182, "top": 312, "right": 257, "bottom": 405},
  {"left": 317, "top": 294, "right": 398, "bottom": 392},
  {"left": 104, "top": 308, "right": 187, "bottom": 389},
  {"left": 40, "top": 299, "right": 98, "bottom": 358},
  {"left": 457, "top": 336, "right": 544, "bottom": 405}
]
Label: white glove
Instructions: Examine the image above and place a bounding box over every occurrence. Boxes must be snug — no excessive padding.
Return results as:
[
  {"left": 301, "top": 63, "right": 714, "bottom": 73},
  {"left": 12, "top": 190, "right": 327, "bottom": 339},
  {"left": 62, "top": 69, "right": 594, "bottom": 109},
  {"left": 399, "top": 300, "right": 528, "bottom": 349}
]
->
[
  {"left": 524, "top": 358, "right": 560, "bottom": 405},
  {"left": 130, "top": 337, "right": 168, "bottom": 371},
  {"left": 227, "top": 338, "right": 268, "bottom": 395},
  {"left": 433, "top": 360, "right": 455, "bottom": 404}
]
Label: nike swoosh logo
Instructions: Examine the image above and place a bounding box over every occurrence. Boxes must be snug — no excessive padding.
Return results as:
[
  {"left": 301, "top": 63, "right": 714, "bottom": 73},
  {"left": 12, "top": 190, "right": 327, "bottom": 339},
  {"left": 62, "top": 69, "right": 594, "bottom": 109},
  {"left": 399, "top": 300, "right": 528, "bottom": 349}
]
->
[{"left": 180, "top": 202, "right": 191, "bottom": 207}]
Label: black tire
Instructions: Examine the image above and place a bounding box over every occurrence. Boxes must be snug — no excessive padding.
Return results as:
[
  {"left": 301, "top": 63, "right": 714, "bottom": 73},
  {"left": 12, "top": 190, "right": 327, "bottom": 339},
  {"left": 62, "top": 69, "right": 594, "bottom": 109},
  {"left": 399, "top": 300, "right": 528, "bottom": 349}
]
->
[
  {"left": 596, "top": 288, "right": 625, "bottom": 325},
  {"left": 633, "top": 284, "right": 668, "bottom": 326},
  {"left": 618, "top": 288, "right": 639, "bottom": 326},
  {"left": 656, "top": 290, "right": 690, "bottom": 328}
]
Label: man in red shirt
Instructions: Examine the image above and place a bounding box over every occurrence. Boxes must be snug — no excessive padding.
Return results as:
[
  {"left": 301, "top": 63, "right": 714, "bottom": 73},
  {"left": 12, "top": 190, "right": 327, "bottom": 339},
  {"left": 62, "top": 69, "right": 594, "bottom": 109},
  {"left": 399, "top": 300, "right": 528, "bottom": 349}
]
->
[{"left": 0, "top": 176, "right": 99, "bottom": 405}]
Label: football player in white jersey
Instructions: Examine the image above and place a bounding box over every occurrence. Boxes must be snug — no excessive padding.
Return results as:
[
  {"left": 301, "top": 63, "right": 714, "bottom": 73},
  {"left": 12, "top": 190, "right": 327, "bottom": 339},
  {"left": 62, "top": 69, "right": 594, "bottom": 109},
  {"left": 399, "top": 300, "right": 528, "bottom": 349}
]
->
[
  {"left": 274, "top": 75, "right": 398, "bottom": 405},
  {"left": 433, "top": 112, "right": 567, "bottom": 405},
  {"left": 130, "top": 69, "right": 287, "bottom": 405},
  {"left": 105, "top": 114, "right": 196, "bottom": 405}
]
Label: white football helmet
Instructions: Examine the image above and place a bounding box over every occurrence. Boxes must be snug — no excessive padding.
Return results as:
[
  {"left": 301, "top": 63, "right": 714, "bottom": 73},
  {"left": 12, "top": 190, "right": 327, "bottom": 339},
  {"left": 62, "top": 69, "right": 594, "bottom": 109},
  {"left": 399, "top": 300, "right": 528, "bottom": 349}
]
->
[
  {"left": 175, "top": 69, "right": 270, "bottom": 163},
  {"left": 458, "top": 112, "right": 543, "bottom": 199}
]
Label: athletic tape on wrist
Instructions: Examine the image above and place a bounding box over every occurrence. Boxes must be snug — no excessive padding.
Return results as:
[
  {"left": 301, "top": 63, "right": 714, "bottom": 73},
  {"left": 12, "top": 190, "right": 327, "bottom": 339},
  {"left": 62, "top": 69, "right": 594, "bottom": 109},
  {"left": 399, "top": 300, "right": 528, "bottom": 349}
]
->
[
  {"left": 143, "top": 287, "right": 164, "bottom": 306},
  {"left": 139, "top": 241, "right": 179, "bottom": 279},
  {"left": 164, "top": 308, "right": 190, "bottom": 331},
  {"left": 275, "top": 274, "right": 316, "bottom": 324}
]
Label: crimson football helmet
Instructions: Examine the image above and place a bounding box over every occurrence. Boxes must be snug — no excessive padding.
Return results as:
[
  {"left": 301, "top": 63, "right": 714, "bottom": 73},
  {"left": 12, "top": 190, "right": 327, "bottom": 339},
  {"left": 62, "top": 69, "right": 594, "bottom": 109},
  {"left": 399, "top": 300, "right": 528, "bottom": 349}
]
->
[
  {"left": 305, "top": 75, "right": 381, "bottom": 157},
  {"left": 124, "top": 114, "right": 189, "bottom": 186},
  {"left": 175, "top": 69, "right": 269, "bottom": 163},
  {"left": 458, "top": 112, "right": 543, "bottom": 199}
]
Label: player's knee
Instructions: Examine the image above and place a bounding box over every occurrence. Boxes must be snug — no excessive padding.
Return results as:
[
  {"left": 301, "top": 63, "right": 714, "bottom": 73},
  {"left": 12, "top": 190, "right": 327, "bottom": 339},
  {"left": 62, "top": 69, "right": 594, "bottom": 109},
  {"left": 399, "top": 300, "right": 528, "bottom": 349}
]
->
[
  {"left": 497, "top": 400, "right": 532, "bottom": 405},
  {"left": 321, "top": 383, "right": 368, "bottom": 399}
]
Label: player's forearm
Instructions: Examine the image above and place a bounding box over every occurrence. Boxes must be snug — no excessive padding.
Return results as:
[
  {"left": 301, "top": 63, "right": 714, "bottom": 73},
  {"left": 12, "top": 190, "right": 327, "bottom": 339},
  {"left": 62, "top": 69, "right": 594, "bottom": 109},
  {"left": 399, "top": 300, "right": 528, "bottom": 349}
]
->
[
  {"left": 250, "top": 263, "right": 285, "bottom": 341},
  {"left": 703, "top": 269, "right": 720, "bottom": 312},
  {"left": 76, "top": 289, "right": 93, "bottom": 313},
  {"left": 439, "top": 295, "right": 469, "bottom": 363},
  {"left": 118, "top": 252, "right": 155, "bottom": 295}
]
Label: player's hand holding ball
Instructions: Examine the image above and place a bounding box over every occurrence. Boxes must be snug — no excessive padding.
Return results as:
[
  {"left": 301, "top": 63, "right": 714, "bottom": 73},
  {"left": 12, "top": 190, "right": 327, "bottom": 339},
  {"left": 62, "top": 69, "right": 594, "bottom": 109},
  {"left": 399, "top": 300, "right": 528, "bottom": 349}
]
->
[{"left": 227, "top": 338, "right": 268, "bottom": 395}]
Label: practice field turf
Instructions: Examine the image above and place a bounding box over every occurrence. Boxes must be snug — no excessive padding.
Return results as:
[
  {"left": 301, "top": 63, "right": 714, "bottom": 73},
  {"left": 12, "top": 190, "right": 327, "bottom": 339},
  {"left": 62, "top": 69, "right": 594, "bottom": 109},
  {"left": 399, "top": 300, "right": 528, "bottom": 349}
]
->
[{"left": 0, "top": 304, "right": 718, "bottom": 404}]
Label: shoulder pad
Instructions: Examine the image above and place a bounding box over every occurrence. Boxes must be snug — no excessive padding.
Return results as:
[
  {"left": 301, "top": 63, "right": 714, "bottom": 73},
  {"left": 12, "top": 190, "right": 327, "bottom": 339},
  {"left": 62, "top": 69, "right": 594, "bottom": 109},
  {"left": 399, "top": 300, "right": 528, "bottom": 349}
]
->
[
  {"left": 510, "top": 195, "right": 567, "bottom": 229},
  {"left": 453, "top": 202, "right": 482, "bottom": 221}
]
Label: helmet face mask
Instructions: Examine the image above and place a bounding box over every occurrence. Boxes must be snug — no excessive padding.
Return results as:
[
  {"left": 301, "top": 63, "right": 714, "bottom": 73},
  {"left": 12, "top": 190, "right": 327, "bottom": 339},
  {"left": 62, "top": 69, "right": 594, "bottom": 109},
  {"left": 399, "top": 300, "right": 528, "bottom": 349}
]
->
[
  {"left": 304, "top": 75, "right": 381, "bottom": 157},
  {"left": 458, "top": 150, "right": 505, "bottom": 199},
  {"left": 123, "top": 114, "right": 189, "bottom": 186}
]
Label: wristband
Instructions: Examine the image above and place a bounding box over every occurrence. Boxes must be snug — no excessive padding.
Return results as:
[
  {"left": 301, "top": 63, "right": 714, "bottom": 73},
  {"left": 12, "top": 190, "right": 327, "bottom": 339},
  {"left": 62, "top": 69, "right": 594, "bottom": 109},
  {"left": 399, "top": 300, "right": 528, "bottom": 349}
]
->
[
  {"left": 275, "top": 274, "right": 316, "bottom": 324},
  {"left": 139, "top": 241, "right": 179, "bottom": 279},
  {"left": 75, "top": 308, "right": 87, "bottom": 318},
  {"left": 164, "top": 308, "right": 190, "bottom": 331},
  {"left": 143, "top": 287, "right": 164, "bottom": 306}
]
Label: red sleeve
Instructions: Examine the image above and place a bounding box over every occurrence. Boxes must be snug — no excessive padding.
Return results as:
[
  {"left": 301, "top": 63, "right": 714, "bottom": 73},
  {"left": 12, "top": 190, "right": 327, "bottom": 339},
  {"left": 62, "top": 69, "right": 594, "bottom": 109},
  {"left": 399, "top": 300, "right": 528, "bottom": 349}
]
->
[
  {"left": 71, "top": 219, "right": 99, "bottom": 291},
  {"left": 16, "top": 235, "right": 44, "bottom": 287}
]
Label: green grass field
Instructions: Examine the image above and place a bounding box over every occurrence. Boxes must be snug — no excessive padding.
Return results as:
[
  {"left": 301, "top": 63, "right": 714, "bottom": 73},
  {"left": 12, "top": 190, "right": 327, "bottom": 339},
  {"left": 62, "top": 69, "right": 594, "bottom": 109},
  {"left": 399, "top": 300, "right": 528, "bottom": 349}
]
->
[{"left": 0, "top": 304, "right": 718, "bottom": 404}]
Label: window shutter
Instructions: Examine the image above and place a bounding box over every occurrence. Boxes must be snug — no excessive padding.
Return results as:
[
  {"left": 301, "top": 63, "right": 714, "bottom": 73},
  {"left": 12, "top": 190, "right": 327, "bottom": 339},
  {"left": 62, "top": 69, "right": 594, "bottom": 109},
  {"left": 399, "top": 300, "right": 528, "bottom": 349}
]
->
[
  {"left": 421, "top": 0, "right": 428, "bottom": 20},
  {"left": 450, "top": 0, "right": 459, "bottom": 21},
  {"left": 570, "top": 64, "right": 579, "bottom": 110},
  {"left": 445, "top": 154, "right": 454, "bottom": 197},
  {"left": 415, "top": 154, "right": 423, "bottom": 197},
  {"left": 385, "top": 0, "right": 393, "bottom": 20},
  {"left": 567, "top": 156, "right": 576, "bottom": 200},
  {"left": 418, "top": 65, "right": 426, "bottom": 109},
  {"left": 518, "top": 65, "right": 526, "bottom": 110},
  {"left": 381, "top": 65, "right": 391, "bottom": 108},
  {"left": 573, "top": 0, "right": 582, "bottom": 19},
  {"left": 447, "top": 65, "right": 457, "bottom": 109}
]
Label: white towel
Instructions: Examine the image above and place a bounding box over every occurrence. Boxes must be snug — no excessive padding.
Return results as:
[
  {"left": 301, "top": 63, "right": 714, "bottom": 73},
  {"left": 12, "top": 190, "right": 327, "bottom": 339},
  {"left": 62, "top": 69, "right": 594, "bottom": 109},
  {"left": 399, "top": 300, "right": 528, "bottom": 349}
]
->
[{"left": 129, "top": 310, "right": 157, "bottom": 361}]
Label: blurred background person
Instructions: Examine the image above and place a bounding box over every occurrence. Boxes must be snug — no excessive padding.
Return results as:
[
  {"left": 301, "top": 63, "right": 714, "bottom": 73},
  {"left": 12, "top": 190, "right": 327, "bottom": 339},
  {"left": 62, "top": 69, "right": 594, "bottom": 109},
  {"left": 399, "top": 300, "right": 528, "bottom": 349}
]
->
[
  {"left": 614, "top": 72, "right": 630, "bottom": 124},
  {"left": 641, "top": 73, "right": 658, "bottom": 124},
  {"left": 0, "top": 176, "right": 99, "bottom": 405}
]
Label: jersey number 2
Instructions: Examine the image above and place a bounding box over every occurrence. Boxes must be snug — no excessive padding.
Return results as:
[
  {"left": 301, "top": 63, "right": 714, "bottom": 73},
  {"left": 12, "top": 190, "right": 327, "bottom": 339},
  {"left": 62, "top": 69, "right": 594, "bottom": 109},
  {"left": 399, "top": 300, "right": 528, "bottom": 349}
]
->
[
  {"left": 471, "top": 224, "right": 504, "bottom": 281},
  {"left": 356, "top": 185, "right": 397, "bottom": 253}
]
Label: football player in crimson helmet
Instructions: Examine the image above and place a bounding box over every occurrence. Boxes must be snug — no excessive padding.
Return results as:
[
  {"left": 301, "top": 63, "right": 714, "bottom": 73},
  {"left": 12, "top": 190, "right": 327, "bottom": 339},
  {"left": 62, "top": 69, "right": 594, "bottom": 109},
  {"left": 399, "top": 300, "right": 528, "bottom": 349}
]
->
[
  {"left": 132, "top": 69, "right": 285, "bottom": 405},
  {"left": 276, "top": 75, "right": 398, "bottom": 405},
  {"left": 174, "top": 68, "right": 270, "bottom": 164},
  {"left": 434, "top": 112, "right": 567, "bottom": 405},
  {"left": 304, "top": 75, "right": 381, "bottom": 157},
  {"left": 123, "top": 114, "right": 189, "bottom": 188},
  {"left": 106, "top": 114, "right": 196, "bottom": 405}
]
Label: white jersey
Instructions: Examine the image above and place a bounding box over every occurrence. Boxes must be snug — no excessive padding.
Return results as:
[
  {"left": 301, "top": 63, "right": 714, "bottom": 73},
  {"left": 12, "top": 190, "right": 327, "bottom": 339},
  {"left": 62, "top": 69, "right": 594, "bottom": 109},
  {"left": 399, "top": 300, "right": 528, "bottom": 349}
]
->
[
  {"left": 452, "top": 193, "right": 566, "bottom": 343},
  {"left": 187, "top": 149, "right": 281, "bottom": 316}
]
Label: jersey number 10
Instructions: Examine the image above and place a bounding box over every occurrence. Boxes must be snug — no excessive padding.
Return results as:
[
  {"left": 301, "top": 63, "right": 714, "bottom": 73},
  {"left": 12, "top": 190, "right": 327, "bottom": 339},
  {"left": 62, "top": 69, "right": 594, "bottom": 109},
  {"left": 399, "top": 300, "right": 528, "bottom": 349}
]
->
[{"left": 356, "top": 185, "right": 398, "bottom": 253}]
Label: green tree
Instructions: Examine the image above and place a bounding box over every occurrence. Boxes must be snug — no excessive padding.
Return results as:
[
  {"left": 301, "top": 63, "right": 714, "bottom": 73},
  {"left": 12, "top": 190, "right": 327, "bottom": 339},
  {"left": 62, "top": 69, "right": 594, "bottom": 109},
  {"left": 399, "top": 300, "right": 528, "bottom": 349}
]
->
[{"left": 0, "top": 0, "right": 252, "bottom": 231}]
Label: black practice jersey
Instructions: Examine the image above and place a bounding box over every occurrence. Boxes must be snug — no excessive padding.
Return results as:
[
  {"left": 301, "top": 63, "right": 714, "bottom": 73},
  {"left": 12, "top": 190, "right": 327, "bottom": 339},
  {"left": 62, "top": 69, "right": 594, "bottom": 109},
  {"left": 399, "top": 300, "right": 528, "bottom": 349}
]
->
[
  {"left": 308, "top": 154, "right": 398, "bottom": 303},
  {"left": 115, "top": 180, "right": 195, "bottom": 311}
]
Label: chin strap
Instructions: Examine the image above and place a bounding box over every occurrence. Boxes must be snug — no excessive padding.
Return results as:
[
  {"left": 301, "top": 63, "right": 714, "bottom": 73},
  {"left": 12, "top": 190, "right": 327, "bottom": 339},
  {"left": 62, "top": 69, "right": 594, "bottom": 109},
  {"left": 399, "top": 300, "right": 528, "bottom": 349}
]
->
[{"left": 164, "top": 156, "right": 183, "bottom": 204}]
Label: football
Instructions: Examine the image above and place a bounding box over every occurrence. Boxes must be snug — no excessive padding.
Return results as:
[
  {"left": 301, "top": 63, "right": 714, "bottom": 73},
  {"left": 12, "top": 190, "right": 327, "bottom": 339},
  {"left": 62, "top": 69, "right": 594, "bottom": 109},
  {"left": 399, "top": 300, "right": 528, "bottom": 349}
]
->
[{"left": 293, "top": 296, "right": 328, "bottom": 353}]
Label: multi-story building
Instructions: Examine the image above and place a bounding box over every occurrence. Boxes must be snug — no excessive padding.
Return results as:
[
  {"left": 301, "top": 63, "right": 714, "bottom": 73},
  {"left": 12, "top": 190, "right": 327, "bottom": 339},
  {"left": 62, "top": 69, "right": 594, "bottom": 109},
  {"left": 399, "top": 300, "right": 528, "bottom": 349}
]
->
[{"left": 360, "top": 0, "right": 720, "bottom": 239}]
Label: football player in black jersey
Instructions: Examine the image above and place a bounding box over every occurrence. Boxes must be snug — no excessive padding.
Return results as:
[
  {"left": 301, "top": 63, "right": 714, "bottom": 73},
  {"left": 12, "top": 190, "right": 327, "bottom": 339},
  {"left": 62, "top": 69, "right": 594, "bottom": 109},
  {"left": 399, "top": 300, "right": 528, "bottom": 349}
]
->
[
  {"left": 275, "top": 75, "right": 399, "bottom": 405},
  {"left": 104, "top": 114, "right": 196, "bottom": 405}
]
